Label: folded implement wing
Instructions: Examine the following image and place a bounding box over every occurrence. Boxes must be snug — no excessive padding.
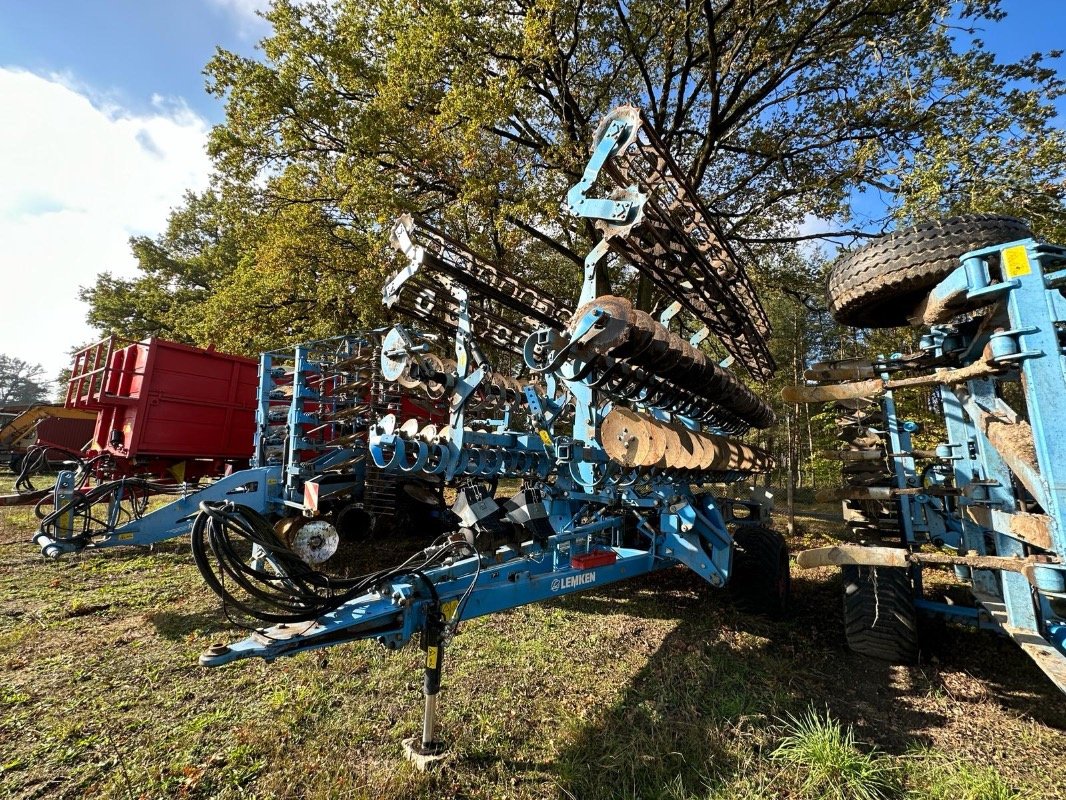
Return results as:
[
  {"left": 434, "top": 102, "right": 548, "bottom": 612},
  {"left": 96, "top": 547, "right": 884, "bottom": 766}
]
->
[
  {"left": 567, "top": 105, "right": 774, "bottom": 381},
  {"left": 385, "top": 215, "right": 572, "bottom": 356}
]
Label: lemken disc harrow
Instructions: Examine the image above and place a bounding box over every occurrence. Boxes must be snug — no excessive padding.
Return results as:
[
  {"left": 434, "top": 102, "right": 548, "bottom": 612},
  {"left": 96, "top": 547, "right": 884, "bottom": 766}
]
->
[{"left": 51, "top": 105, "right": 793, "bottom": 764}]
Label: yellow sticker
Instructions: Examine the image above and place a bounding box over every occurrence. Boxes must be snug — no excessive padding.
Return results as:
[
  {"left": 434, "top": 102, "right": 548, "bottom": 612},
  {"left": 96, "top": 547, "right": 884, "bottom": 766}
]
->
[
  {"left": 441, "top": 600, "right": 459, "bottom": 621},
  {"left": 538, "top": 430, "right": 553, "bottom": 446},
  {"left": 426, "top": 646, "right": 439, "bottom": 669},
  {"left": 118, "top": 533, "right": 135, "bottom": 541},
  {"left": 1002, "top": 245, "right": 1031, "bottom": 278}
]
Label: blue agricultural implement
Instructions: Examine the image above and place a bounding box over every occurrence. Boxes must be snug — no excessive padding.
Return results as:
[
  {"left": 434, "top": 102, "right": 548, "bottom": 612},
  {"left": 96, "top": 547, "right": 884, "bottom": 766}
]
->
[
  {"left": 784, "top": 216, "right": 1066, "bottom": 694},
  {"left": 176, "top": 105, "right": 789, "bottom": 764}
]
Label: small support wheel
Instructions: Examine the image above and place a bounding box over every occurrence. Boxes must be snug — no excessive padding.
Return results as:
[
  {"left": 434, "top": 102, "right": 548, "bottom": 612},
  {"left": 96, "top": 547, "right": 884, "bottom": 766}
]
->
[
  {"left": 729, "top": 526, "right": 791, "bottom": 619},
  {"left": 841, "top": 565, "right": 918, "bottom": 662}
]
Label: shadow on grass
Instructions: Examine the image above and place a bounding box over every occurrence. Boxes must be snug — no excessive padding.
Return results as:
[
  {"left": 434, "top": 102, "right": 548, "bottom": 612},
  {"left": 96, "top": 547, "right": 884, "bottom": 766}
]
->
[
  {"left": 147, "top": 609, "right": 234, "bottom": 640},
  {"left": 537, "top": 565, "right": 1065, "bottom": 799}
]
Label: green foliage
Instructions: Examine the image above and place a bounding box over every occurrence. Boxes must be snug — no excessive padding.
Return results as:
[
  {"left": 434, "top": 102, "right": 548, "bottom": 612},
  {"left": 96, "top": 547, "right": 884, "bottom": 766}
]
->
[
  {"left": 80, "top": 189, "right": 256, "bottom": 346},
  {"left": 771, "top": 707, "right": 899, "bottom": 800},
  {"left": 193, "top": 203, "right": 393, "bottom": 354},
  {"left": 0, "top": 354, "right": 50, "bottom": 406}
]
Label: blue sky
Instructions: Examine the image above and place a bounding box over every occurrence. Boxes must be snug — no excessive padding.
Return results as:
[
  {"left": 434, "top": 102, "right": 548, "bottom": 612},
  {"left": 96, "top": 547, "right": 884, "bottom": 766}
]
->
[
  {"left": 0, "top": 0, "right": 267, "bottom": 122},
  {"left": 0, "top": 0, "right": 1064, "bottom": 384}
]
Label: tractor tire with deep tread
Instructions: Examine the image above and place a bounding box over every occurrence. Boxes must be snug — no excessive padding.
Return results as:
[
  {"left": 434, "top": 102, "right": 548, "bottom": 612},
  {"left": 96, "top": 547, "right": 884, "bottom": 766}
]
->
[
  {"left": 841, "top": 565, "right": 918, "bottom": 662},
  {"left": 828, "top": 214, "right": 1032, "bottom": 328},
  {"left": 729, "top": 526, "right": 791, "bottom": 619}
]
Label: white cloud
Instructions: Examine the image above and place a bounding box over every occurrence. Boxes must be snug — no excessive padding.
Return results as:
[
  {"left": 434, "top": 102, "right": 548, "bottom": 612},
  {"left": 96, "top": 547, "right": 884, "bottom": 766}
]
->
[
  {"left": 207, "top": 0, "right": 273, "bottom": 36},
  {"left": 0, "top": 69, "right": 212, "bottom": 388}
]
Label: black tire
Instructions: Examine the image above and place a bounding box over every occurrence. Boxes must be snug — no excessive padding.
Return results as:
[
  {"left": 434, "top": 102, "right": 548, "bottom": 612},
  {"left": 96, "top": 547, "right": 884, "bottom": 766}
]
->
[
  {"left": 729, "top": 526, "right": 791, "bottom": 619},
  {"left": 828, "top": 214, "right": 1032, "bottom": 327},
  {"left": 334, "top": 504, "right": 373, "bottom": 541},
  {"left": 841, "top": 565, "right": 917, "bottom": 662}
]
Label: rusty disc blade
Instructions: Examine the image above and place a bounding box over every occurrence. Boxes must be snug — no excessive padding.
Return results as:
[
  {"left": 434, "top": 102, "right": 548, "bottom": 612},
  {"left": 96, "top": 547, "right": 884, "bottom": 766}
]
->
[
  {"left": 643, "top": 415, "right": 668, "bottom": 467},
  {"left": 571, "top": 295, "right": 633, "bottom": 355},
  {"left": 601, "top": 407, "right": 652, "bottom": 467},
  {"left": 669, "top": 423, "right": 701, "bottom": 470},
  {"left": 396, "top": 360, "right": 422, "bottom": 390},
  {"left": 659, "top": 421, "right": 688, "bottom": 469}
]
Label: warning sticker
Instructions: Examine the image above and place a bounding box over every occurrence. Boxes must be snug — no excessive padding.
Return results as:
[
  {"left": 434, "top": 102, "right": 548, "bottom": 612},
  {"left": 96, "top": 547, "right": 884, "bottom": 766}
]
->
[
  {"left": 442, "top": 600, "right": 459, "bottom": 621},
  {"left": 538, "top": 430, "right": 553, "bottom": 446},
  {"left": 1002, "top": 245, "right": 1031, "bottom": 278},
  {"left": 426, "top": 646, "right": 439, "bottom": 669}
]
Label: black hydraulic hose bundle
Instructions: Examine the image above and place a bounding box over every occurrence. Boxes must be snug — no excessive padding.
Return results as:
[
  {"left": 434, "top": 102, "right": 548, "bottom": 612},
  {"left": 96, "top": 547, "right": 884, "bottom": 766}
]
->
[
  {"left": 14, "top": 445, "right": 86, "bottom": 494},
  {"left": 191, "top": 501, "right": 473, "bottom": 627},
  {"left": 36, "top": 476, "right": 176, "bottom": 543}
]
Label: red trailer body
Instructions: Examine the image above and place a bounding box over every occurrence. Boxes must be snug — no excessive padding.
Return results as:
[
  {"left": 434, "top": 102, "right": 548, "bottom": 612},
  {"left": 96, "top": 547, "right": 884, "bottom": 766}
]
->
[
  {"left": 66, "top": 336, "right": 258, "bottom": 480},
  {"left": 35, "top": 416, "right": 97, "bottom": 454}
]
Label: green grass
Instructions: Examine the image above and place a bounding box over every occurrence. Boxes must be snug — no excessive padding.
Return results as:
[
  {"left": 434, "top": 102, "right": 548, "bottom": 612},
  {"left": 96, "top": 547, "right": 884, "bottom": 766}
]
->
[
  {"left": 0, "top": 481, "right": 1062, "bottom": 799},
  {"left": 901, "top": 747, "right": 1024, "bottom": 800},
  {"left": 771, "top": 707, "right": 898, "bottom": 800}
]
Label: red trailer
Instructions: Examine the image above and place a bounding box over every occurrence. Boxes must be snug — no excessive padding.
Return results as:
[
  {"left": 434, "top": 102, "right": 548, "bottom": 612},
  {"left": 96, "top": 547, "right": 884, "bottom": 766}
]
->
[{"left": 66, "top": 336, "right": 258, "bottom": 482}]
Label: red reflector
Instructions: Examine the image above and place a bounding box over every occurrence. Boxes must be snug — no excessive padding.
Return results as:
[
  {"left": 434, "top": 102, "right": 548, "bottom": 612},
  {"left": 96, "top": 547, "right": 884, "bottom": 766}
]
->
[{"left": 571, "top": 550, "right": 617, "bottom": 569}]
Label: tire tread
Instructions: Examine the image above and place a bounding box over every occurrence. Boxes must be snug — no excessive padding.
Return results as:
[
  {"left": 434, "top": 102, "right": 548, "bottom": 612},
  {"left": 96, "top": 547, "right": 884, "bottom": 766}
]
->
[
  {"left": 730, "top": 526, "right": 791, "bottom": 619},
  {"left": 841, "top": 565, "right": 917, "bottom": 662},
  {"left": 828, "top": 215, "right": 1032, "bottom": 327}
]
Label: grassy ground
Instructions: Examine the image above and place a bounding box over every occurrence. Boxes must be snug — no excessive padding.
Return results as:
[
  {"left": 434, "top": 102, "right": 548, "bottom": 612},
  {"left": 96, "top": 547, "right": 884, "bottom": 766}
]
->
[{"left": 1, "top": 476, "right": 1063, "bottom": 799}]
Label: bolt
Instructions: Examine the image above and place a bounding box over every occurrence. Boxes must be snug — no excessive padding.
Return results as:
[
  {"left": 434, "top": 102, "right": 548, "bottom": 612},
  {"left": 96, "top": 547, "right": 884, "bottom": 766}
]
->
[{"left": 205, "top": 643, "right": 231, "bottom": 657}]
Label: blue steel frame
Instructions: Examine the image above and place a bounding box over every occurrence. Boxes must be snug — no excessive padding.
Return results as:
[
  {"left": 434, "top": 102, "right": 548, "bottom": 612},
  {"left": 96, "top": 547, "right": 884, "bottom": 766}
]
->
[{"left": 852, "top": 239, "right": 1066, "bottom": 692}]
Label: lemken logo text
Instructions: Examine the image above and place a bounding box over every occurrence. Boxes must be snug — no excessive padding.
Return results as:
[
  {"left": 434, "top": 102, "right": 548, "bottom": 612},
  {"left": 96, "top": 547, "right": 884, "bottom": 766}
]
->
[{"left": 550, "top": 572, "right": 596, "bottom": 592}]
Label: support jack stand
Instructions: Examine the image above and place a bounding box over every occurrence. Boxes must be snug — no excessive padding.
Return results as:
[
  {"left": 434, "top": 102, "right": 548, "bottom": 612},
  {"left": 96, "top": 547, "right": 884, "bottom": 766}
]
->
[
  {"left": 402, "top": 736, "right": 447, "bottom": 771},
  {"left": 403, "top": 607, "right": 449, "bottom": 771}
]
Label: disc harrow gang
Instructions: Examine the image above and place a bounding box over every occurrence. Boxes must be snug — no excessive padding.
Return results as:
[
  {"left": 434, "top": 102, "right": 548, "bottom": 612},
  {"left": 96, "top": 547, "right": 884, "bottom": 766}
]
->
[
  {"left": 527, "top": 294, "right": 774, "bottom": 433},
  {"left": 370, "top": 413, "right": 553, "bottom": 480},
  {"left": 601, "top": 407, "right": 772, "bottom": 474},
  {"left": 567, "top": 105, "right": 774, "bottom": 381}
]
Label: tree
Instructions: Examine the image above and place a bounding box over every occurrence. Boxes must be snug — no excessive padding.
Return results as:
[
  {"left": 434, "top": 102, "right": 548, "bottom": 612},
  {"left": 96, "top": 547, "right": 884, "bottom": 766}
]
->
[
  {"left": 0, "top": 355, "right": 50, "bottom": 407},
  {"left": 80, "top": 188, "right": 259, "bottom": 345},
  {"left": 205, "top": 1, "right": 1064, "bottom": 242},
  {"left": 84, "top": 0, "right": 1066, "bottom": 367}
]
